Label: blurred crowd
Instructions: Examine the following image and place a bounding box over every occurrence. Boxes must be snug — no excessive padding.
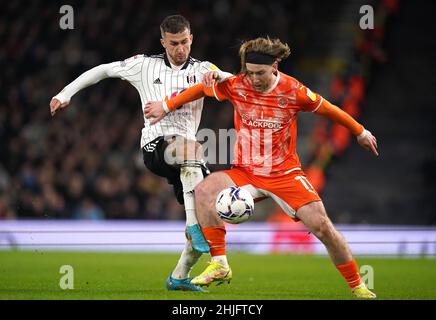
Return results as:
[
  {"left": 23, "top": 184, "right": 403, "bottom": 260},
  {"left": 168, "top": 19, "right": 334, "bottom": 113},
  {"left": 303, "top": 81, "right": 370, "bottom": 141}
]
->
[{"left": 0, "top": 0, "right": 315, "bottom": 220}]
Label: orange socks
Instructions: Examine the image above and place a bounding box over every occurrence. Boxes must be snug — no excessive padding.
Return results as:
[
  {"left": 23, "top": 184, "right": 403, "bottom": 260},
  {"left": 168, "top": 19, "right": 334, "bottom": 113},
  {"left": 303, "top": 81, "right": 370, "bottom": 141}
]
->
[
  {"left": 202, "top": 226, "right": 226, "bottom": 256},
  {"left": 336, "top": 259, "right": 362, "bottom": 288}
]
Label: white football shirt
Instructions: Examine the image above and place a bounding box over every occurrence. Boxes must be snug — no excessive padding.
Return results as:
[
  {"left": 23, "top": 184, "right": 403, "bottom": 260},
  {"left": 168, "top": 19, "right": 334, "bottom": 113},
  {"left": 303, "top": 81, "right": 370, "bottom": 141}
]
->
[{"left": 106, "top": 53, "right": 223, "bottom": 148}]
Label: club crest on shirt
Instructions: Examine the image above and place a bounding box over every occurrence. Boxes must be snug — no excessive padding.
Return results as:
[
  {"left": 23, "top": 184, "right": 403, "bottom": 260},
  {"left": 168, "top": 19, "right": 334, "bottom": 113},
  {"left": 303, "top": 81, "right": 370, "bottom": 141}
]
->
[
  {"left": 187, "top": 75, "right": 197, "bottom": 84},
  {"left": 277, "top": 96, "right": 289, "bottom": 108}
]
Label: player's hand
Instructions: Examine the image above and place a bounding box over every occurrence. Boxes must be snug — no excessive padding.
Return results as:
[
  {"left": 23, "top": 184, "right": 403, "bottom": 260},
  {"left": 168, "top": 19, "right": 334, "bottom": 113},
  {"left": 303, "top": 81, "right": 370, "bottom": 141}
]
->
[
  {"left": 50, "top": 98, "right": 69, "bottom": 116},
  {"left": 357, "top": 129, "right": 379, "bottom": 156},
  {"left": 143, "top": 101, "right": 166, "bottom": 125},
  {"left": 202, "top": 71, "right": 219, "bottom": 87}
]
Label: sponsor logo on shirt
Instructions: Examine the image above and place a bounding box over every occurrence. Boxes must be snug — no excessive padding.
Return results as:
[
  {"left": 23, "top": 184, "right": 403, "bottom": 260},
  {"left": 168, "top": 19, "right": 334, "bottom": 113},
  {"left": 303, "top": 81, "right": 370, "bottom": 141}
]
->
[
  {"left": 306, "top": 88, "right": 317, "bottom": 102},
  {"left": 241, "top": 113, "right": 283, "bottom": 129}
]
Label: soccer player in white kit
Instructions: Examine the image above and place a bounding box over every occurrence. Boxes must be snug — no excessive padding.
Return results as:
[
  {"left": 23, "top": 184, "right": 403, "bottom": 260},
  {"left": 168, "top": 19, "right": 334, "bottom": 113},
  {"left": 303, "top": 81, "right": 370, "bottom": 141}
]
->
[{"left": 49, "top": 15, "right": 231, "bottom": 292}]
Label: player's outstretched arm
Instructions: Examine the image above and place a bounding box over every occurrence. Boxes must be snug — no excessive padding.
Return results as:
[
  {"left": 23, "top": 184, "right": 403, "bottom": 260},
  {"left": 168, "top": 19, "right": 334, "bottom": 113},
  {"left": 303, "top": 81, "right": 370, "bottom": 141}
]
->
[
  {"left": 356, "top": 129, "right": 379, "bottom": 156},
  {"left": 144, "top": 83, "right": 211, "bottom": 125},
  {"left": 144, "top": 70, "right": 232, "bottom": 125},
  {"left": 50, "top": 63, "right": 118, "bottom": 116},
  {"left": 49, "top": 97, "right": 70, "bottom": 116},
  {"left": 315, "top": 99, "right": 379, "bottom": 156},
  {"left": 202, "top": 70, "right": 233, "bottom": 87}
]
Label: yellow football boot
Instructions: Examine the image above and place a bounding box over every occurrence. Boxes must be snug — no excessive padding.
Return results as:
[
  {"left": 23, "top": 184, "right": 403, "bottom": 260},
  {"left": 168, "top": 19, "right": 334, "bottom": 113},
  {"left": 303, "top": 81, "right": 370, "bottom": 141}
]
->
[
  {"left": 352, "top": 283, "right": 377, "bottom": 299},
  {"left": 191, "top": 261, "right": 232, "bottom": 287}
]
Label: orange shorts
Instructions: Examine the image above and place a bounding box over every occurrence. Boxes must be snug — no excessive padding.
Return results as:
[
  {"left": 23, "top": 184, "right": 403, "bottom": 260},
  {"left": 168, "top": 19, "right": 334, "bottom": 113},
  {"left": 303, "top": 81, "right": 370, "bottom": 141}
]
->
[{"left": 224, "top": 167, "right": 321, "bottom": 219}]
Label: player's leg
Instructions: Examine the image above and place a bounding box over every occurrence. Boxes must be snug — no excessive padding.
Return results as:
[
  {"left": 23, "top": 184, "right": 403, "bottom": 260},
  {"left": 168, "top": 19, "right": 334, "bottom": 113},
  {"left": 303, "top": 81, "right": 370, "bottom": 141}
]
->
[
  {"left": 192, "top": 172, "right": 232, "bottom": 227},
  {"left": 267, "top": 172, "right": 376, "bottom": 298},
  {"left": 296, "top": 201, "right": 376, "bottom": 298},
  {"left": 166, "top": 240, "right": 208, "bottom": 292},
  {"left": 269, "top": 172, "right": 353, "bottom": 264},
  {"left": 190, "top": 170, "right": 251, "bottom": 286},
  {"left": 142, "top": 137, "right": 205, "bottom": 292},
  {"left": 296, "top": 201, "right": 352, "bottom": 264},
  {"left": 164, "top": 136, "right": 210, "bottom": 253}
]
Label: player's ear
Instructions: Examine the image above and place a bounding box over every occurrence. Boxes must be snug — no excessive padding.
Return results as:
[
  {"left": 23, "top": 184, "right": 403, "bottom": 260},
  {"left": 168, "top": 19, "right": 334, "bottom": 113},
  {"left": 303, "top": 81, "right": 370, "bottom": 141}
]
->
[
  {"left": 160, "top": 37, "right": 166, "bottom": 49},
  {"left": 272, "top": 61, "right": 278, "bottom": 71}
]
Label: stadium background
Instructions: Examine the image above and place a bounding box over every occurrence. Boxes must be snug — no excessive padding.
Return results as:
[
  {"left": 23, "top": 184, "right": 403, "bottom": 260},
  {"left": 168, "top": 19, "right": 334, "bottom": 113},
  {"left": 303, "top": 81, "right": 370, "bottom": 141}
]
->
[{"left": 1, "top": 0, "right": 434, "bottom": 223}]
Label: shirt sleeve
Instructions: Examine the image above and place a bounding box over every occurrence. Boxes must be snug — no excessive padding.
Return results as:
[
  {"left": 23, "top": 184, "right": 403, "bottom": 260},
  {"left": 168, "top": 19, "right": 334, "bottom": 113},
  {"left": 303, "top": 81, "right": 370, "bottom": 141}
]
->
[
  {"left": 52, "top": 56, "right": 145, "bottom": 103},
  {"left": 106, "top": 54, "right": 145, "bottom": 83},
  {"left": 314, "top": 98, "right": 364, "bottom": 136},
  {"left": 166, "top": 78, "right": 234, "bottom": 112},
  {"left": 166, "top": 84, "right": 206, "bottom": 111},
  {"left": 295, "top": 83, "right": 324, "bottom": 113},
  {"left": 53, "top": 63, "right": 117, "bottom": 103},
  {"left": 197, "top": 61, "right": 234, "bottom": 99},
  {"left": 207, "top": 76, "right": 234, "bottom": 101},
  {"left": 199, "top": 61, "right": 220, "bottom": 74},
  {"left": 199, "top": 61, "right": 234, "bottom": 83}
]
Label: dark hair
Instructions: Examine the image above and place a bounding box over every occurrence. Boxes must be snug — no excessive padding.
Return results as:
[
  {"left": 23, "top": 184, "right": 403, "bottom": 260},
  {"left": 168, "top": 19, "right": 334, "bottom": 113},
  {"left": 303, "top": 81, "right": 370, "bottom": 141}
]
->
[{"left": 160, "top": 15, "right": 191, "bottom": 36}]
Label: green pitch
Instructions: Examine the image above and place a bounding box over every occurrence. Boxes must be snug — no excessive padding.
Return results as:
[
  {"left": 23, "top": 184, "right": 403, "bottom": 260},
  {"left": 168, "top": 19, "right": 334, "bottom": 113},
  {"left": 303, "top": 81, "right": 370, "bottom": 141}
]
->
[{"left": 0, "top": 250, "right": 435, "bottom": 300}]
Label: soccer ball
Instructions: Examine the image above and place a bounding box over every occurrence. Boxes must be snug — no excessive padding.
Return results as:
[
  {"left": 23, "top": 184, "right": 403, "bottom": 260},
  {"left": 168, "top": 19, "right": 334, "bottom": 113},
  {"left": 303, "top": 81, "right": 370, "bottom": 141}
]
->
[{"left": 215, "top": 186, "right": 254, "bottom": 224}]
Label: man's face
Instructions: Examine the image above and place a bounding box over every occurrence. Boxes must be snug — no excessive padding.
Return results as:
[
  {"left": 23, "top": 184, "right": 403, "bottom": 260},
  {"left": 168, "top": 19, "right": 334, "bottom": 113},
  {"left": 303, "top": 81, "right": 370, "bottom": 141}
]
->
[
  {"left": 245, "top": 63, "right": 277, "bottom": 92},
  {"left": 160, "top": 28, "right": 192, "bottom": 66}
]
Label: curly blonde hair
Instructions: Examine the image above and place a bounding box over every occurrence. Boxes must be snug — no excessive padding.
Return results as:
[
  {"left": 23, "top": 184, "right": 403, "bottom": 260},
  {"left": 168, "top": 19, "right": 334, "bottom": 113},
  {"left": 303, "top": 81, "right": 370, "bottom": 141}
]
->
[{"left": 239, "top": 37, "right": 291, "bottom": 73}]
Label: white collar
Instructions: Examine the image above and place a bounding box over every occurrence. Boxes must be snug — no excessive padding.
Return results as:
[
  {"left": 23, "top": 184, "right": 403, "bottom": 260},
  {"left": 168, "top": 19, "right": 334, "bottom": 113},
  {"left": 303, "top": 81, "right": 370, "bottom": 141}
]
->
[
  {"left": 264, "top": 72, "right": 280, "bottom": 93},
  {"left": 170, "top": 61, "right": 184, "bottom": 71}
]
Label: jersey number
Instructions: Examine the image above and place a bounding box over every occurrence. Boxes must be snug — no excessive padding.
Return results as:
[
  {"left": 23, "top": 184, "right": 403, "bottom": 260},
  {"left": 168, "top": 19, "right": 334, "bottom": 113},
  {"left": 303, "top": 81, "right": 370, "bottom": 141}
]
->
[{"left": 294, "top": 175, "right": 317, "bottom": 194}]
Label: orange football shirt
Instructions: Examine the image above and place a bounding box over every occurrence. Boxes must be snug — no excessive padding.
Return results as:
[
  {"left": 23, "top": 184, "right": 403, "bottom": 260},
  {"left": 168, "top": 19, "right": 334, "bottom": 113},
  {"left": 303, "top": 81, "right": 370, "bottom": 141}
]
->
[{"left": 209, "top": 72, "right": 323, "bottom": 176}]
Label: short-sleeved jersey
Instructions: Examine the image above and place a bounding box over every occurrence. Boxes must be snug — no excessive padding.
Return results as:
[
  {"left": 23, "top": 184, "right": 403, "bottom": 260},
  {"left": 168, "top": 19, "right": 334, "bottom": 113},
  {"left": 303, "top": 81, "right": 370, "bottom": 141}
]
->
[
  {"left": 210, "top": 72, "right": 324, "bottom": 176},
  {"left": 107, "top": 53, "right": 220, "bottom": 148}
]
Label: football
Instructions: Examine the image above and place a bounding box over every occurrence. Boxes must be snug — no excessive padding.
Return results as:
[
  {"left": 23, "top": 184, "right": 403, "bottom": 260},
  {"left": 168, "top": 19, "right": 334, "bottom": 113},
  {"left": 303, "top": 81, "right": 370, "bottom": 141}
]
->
[{"left": 215, "top": 186, "right": 254, "bottom": 224}]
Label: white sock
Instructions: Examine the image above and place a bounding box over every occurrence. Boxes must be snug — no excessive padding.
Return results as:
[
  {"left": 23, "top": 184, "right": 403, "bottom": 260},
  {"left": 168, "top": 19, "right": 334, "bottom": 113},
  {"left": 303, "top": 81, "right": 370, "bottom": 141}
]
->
[
  {"left": 180, "top": 162, "right": 204, "bottom": 226},
  {"left": 171, "top": 241, "right": 202, "bottom": 279},
  {"left": 212, "top": 255, "right": 229, "bottom": 267},
  {"left": 183, "top": 192, "right": 198, "bottom": 226}
]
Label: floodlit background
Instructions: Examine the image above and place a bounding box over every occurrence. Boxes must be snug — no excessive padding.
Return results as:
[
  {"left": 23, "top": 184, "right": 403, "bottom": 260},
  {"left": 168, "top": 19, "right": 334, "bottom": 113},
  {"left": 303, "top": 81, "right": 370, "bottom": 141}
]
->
[
  {"left": 1, "top": 0, "right": 436, "bottom": 302},
  {"left": 0, "top": 0, "right": 435, "bottom": 255}
]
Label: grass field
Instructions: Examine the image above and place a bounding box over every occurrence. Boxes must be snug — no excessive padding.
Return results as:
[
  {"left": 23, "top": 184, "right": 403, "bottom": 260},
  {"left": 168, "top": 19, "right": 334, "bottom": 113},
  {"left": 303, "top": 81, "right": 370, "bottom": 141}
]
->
[{"left": 0, "top": 250, "right": 435, "bottom": 300}]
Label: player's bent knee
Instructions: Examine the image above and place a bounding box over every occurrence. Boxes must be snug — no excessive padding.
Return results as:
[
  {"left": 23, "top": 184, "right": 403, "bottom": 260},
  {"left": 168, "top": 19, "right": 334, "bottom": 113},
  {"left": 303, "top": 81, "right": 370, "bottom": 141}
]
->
[
  {"left": 194, "top": 180, "right": 219, "bottom": 210},
  {"left": 195, "top": 172, "right": 231, "bottom": 204},
  {"left": 194, "top": 180, "right": 210, "bottom": 203}
]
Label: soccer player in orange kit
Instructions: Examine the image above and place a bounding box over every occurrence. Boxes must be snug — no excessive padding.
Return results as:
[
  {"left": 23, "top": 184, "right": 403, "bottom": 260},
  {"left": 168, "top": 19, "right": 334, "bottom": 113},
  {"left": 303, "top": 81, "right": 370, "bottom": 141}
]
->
[{"left": 144, "top": 37, "right": 379, "bottom": 298}]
